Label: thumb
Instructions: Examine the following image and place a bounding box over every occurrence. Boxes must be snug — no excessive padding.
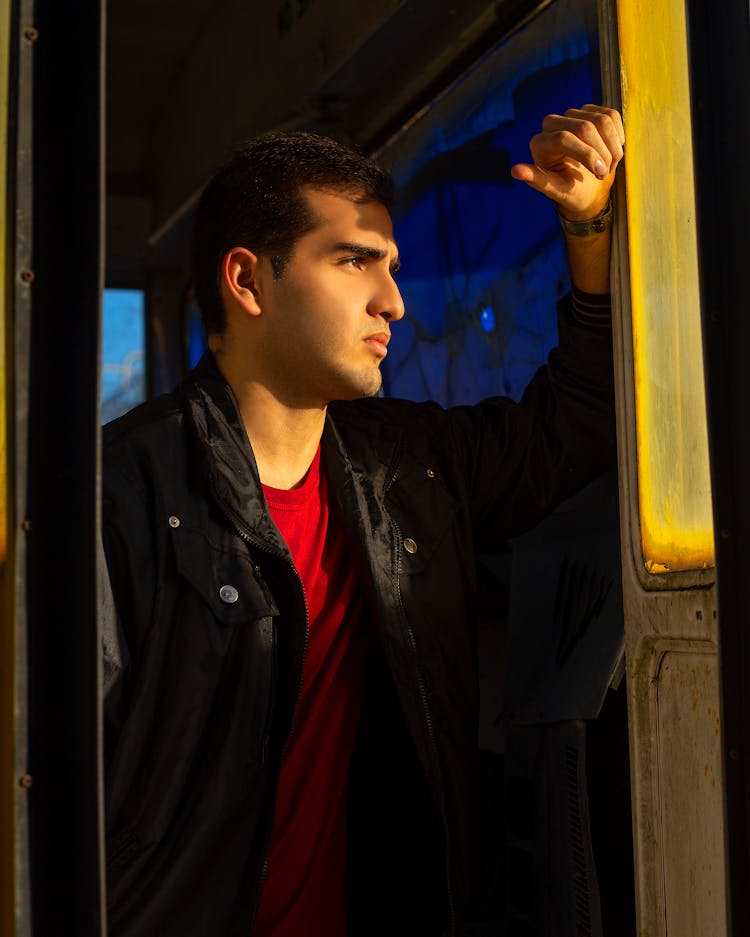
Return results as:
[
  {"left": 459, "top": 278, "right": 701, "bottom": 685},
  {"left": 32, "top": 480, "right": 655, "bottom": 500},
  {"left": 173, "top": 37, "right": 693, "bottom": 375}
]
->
[{"left": 510, "top": 162, "right": 553, "bottom": 196}]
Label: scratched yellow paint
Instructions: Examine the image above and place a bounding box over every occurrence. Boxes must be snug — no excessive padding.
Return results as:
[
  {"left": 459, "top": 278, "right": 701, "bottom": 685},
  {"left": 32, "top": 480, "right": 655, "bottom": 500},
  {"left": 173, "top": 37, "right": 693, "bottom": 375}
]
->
[
  {"left": 0, "top": 0, "right": 8, "bottom": 569},
  {"left": 618, "top": 0, "right": 715, "bottom": 572}
]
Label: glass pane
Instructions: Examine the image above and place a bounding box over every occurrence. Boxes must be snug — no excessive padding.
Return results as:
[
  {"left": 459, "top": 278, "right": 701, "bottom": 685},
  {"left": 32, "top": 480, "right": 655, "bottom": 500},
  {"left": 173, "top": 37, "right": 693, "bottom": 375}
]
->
[
  {"left": 101, "top": 288, "right": 146, "bottom": 423},
  {"left": 376, "top": 0, "right": 600, "bottom": 406},
  {"left": 183, "top": 292, "right": 207, "bottom": 371},
  {"left": 618, "top": 0, "right": 715, "bottom": 572}
]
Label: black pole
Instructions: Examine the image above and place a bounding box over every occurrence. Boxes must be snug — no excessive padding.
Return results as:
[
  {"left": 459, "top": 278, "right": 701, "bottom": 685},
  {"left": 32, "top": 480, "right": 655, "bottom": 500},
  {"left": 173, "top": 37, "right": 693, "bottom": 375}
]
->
[
  {"left": 686, "top": 1, "right": 750, "bottom": 934},
  {"left": 22, "top": 0, "right": 106, "bottom": 932}
]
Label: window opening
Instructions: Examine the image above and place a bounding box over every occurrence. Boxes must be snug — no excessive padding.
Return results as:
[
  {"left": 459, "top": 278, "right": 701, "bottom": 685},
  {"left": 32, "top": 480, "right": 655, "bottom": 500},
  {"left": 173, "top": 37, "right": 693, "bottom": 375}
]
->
[
  {"left": 101, "top": 288, "right": 146, "bottom": 423},
  {"left": 376, "top": 0, "right": 600, "bottom": 406}
]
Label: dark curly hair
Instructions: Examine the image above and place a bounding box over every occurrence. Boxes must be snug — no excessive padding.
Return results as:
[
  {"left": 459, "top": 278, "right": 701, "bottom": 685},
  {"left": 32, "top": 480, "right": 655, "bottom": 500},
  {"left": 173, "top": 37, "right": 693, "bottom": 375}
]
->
[{"left": 190, "top": 131, "right": 394, "bottom": 336}]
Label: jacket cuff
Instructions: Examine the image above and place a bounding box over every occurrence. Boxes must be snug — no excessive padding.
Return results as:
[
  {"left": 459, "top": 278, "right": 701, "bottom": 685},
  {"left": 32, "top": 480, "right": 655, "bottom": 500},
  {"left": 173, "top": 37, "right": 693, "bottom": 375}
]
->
[{"left": 570, "top": 285, "right": 611, "bottom": 328}]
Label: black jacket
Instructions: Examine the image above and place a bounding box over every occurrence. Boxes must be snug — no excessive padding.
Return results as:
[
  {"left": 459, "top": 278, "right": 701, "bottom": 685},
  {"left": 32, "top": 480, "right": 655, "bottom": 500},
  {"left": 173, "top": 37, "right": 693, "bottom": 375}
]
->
[{"left": 102, "top": 293, "right": 615, "bottom": 937}]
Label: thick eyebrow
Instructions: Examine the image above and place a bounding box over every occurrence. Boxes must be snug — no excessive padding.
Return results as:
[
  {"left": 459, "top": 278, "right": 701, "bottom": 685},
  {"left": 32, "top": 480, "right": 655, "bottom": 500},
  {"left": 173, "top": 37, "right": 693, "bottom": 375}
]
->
[{"left": 332, "top": 241, "right": 401, "bottom": 275}]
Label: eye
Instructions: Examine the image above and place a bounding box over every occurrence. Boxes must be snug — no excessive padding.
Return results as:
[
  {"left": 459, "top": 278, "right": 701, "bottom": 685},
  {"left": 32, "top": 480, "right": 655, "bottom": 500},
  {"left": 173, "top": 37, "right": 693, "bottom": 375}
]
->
[{"left": 339, "top": 256, "right": 367, "bottom": 270}]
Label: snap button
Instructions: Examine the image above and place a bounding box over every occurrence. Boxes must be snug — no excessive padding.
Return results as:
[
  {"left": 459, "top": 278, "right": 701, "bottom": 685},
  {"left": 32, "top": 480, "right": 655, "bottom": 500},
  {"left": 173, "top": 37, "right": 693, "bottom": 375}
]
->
[
  {"left": 426, "top": 469, "right": 435, "bottom": 478},
  {"left": 168, "top": 515, "right": 181, "bottom": 528},
  {"left": 403, "top": 537, "right": 418, "bottom": 554},
  {"left": 219, "top": 584, "right": 239, "bottom": 604}
]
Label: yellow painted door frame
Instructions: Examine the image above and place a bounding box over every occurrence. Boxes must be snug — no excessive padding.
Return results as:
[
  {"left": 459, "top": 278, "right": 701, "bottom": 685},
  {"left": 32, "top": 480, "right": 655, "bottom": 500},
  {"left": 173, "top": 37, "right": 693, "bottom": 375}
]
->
[{"left": 599, "top": 1, "right": 726, "bottom": 934}]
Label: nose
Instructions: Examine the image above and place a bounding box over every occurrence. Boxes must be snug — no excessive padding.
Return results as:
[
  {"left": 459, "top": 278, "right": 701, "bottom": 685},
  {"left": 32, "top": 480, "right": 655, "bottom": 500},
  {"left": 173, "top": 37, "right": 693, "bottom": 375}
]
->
[{"left": 367, "top": 272, "right": 405, "bottom": 323}]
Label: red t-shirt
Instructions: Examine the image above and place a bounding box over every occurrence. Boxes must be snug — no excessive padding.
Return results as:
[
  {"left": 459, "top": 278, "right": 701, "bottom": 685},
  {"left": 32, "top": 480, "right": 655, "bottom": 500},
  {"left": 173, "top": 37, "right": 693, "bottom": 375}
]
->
[{"left": 251, "top": 446, "right": 369, "bottom": 937}]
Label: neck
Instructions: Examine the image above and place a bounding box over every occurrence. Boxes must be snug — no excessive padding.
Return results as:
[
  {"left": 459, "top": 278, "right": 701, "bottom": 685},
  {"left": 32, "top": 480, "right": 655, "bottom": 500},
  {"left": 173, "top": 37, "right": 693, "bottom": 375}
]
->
[
  {"left": 246, "top": 397, "right": 325, "bottom": 490},
  {"left": 215, "top": 352, "right": 326, "bottom": 490}
]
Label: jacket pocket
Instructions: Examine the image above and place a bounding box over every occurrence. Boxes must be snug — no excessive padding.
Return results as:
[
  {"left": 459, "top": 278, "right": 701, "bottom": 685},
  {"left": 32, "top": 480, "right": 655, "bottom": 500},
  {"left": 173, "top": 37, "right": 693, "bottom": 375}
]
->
[
  {"left": 384, "top": 453, "right": 459, "bottom": 575},
  {"left": 168, "top": 521, "right": 279, "bottom": 656},
  {"left": 169, "top": 522, "right": 278, "bottom": 624}
]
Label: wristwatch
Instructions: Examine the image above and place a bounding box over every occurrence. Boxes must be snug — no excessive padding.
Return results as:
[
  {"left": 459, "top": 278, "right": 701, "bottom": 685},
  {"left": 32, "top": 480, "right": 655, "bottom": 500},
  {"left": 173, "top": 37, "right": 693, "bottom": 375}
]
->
[{"left": 556, "top": 199, "right": 613, "bottom": 237}]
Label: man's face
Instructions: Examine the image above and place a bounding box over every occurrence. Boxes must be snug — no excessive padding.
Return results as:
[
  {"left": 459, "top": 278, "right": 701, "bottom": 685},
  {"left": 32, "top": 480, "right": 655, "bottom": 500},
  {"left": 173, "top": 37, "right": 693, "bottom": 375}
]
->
[{"left": 254, "top": 187, "right": 404, "bottom": 407}]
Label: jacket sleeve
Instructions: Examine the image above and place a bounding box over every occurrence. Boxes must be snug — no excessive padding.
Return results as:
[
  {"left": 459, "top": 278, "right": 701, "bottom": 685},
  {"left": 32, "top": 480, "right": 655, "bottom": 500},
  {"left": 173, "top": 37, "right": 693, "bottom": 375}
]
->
[
  {"left": 100, "top": 449, "right": 156, "bottom": 767},
  {"left": 447, "top": 288, "right": 616, "bottom": 550},
  {"left": 100, "top": 521, "right": 131, "bottom": 767}
]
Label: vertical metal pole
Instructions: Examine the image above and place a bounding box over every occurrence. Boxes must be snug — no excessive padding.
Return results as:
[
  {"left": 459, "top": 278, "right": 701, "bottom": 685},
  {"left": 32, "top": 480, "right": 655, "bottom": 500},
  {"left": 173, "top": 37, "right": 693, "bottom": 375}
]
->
[
  {"left": 21, "top": 0, "right": 106, "bottom": 933},
  {"left": 6, "top": 0, "right": 42, "bottom": 933},
  {"left": 0, "top": 0, "right": 25, "bottom": 934},
  {"left": 686, "top": 1, "right": 750, "bottom": 934}
]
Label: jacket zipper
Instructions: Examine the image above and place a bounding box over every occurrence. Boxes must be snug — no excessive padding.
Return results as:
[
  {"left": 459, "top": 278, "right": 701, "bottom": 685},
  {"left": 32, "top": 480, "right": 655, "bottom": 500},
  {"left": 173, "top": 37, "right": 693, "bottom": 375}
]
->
[
  {"left": 385, "top": 467, "right": 456, "bottom": 936},
  {"left": 210, "top": 480, "right": 310, "bottom": 929}
]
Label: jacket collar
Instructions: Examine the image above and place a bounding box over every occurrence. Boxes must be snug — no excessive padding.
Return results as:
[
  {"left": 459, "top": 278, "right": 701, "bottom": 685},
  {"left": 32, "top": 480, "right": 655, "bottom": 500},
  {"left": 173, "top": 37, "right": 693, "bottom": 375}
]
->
[
  {"left": 179, "top": 352, "right": 406, "bottom": 546},
  {"left": 179, "top": 352, "right": 287, "bottom": 553}
]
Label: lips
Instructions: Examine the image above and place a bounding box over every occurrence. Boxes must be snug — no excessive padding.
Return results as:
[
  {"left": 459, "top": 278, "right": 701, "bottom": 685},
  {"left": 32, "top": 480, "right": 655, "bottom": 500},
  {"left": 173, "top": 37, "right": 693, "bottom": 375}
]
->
[{"left": 364, "top": 332, "right": 390, "bottom": 357}]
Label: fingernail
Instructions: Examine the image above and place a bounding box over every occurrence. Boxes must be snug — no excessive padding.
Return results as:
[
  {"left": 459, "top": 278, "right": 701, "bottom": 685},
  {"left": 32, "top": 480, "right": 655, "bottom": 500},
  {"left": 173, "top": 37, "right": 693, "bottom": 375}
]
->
[{"left": 594, "top": 159, "right": 608, "bottom": 179}]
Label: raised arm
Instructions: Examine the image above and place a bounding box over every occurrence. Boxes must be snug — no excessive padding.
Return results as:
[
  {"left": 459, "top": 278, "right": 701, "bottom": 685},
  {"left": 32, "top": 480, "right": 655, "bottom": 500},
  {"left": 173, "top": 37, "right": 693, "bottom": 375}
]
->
[{"left": 511, "top": 104, "right": 624, "bottom": 294}]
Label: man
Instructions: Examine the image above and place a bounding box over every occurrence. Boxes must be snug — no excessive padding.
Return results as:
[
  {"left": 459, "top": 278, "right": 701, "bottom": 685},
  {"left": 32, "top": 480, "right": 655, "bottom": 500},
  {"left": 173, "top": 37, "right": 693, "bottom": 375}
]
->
[{"left": 102, "top": 104, "right": 624, "bottom": 937}]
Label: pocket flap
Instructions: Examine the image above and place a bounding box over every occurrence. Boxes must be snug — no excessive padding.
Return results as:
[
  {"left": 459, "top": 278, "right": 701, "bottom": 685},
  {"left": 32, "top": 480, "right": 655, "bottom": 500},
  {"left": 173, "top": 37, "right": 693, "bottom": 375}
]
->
[{"left": 170, "top": 522, "right": 279, "bottom": 624}]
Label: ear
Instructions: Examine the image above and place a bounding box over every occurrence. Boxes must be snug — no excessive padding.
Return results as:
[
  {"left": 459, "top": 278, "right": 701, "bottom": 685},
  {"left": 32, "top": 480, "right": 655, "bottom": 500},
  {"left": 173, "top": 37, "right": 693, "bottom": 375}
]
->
[{"left": 220, "top": 247, "right": 265, "bottom": 316}]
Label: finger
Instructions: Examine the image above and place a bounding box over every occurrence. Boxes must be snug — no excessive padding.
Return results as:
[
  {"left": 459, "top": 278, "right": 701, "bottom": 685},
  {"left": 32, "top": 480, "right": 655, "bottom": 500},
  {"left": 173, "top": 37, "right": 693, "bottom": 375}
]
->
[
  {"left": 579, "top": 104, "right": 625, "bottom": 144},
  {"left": 529, "top": 126, "right": 612, "bottom": 181},
  {"left": 509, "top": 161, "right": 559, "bottom": 197},
  {"left": 566, "top": 106, "right": 625, "bottom": 163},
  {"left": 541, "top": 107, "right": 624, "bottom": 168},
  {"left": 510, "top": 163, "right": 535, "bottom": 184}
]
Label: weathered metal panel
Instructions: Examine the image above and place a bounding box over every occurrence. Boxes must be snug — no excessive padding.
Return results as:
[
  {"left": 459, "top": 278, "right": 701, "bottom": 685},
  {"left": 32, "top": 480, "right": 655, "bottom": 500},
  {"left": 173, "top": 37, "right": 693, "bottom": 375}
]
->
[
  {"left": 655, "top": 646, "right": 725, "bottom": 933},
  {"left": 623, "top": 598, "right": 727, "bottom": 937}
]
